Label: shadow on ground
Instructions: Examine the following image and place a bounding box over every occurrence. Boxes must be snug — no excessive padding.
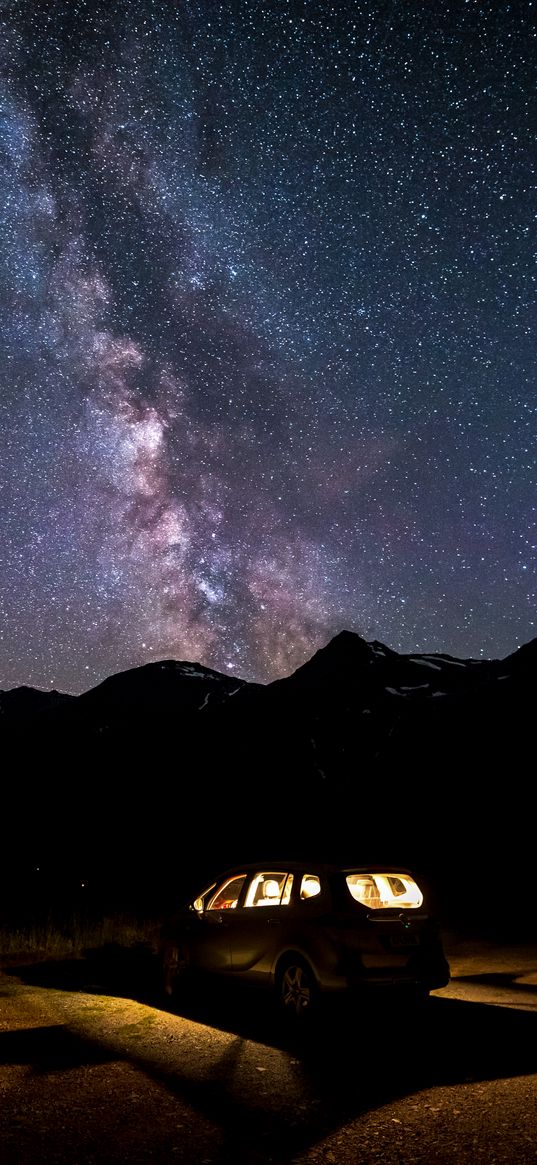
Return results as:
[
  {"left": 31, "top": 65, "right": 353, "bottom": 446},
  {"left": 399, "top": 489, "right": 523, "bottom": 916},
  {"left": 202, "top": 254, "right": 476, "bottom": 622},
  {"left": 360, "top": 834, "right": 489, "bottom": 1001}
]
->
[
  {"left": 9, "top": 943, "right": 159, "bottom": 1002},
  {"left": 6, "top": 948, "right": 537, "bottom": 1165},
  {"left": 0, "top": 1025, "right": 115, "bottom": 1072},
  {"left": 454, "top": 971, "right": 537, "bottom": 994}
]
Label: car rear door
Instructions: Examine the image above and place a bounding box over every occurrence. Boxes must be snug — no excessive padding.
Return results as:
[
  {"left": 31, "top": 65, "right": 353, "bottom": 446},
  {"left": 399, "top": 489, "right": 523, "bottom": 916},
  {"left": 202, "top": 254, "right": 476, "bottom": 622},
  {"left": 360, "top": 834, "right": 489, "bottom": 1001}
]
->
[{"left": 339, "top": 870, "right": 443, "bottom": 980}]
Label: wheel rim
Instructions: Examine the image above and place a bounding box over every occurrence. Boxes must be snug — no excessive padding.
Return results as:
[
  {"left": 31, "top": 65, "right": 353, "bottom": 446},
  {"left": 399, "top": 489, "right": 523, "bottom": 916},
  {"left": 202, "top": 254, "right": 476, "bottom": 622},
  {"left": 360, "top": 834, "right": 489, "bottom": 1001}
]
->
[{"left": 281, "top": 963, "right": 313, "bottom": 1016}]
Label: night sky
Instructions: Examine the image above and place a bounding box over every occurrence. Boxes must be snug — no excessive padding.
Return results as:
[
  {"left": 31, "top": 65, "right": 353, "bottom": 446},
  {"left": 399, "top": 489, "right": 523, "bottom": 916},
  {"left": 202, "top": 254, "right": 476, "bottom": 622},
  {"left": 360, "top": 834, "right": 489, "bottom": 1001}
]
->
[{"left": 1, "top": 0, "right": 535, "bottom": 693}]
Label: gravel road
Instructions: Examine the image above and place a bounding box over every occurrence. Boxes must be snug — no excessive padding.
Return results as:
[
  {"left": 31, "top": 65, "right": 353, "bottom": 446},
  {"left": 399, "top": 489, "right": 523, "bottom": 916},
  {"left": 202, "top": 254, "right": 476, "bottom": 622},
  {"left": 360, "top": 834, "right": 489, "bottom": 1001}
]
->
[{"left": 1, "top": 939, "right": 536, "bottom": 1164}]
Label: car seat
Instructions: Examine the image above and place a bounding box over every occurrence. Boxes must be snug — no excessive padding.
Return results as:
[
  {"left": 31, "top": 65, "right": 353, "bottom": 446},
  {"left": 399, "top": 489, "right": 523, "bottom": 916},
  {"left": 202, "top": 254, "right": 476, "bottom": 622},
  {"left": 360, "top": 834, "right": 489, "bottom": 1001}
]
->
[
  {"left": 301, "top": 876, "right": 321, "bottom": 899},
  {"left": 262, "top": 879, "right": 281, "bottom": 903}
]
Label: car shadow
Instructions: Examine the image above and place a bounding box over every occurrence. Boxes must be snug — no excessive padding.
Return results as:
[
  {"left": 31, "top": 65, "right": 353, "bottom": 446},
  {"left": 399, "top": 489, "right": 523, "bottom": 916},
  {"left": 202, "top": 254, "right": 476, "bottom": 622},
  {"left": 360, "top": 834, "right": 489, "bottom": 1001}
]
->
[
  {"left": 0, "top": 1025, "right": 115, "bottom": 1072},
  {"left": 454, "top": 970, "right": 537, "bottom": 994},
  {"left": 7, "top": 950, "right": 537, "bottom": 1165},
  {"left": 132, "top": 991, "right": 537, "bottom": 1164},
  {"left": 7, "top": 942, "right": 159, "bottom": 1001},
  {"left": 159, "top": 977, "right": 537, "bottom": 1083}
]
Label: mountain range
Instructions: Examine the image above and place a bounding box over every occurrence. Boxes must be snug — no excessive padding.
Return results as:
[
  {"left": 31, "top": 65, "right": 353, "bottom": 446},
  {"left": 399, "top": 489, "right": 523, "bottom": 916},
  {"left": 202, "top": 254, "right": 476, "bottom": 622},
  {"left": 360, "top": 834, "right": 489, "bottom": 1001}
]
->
[
  {"left": 3, "top": 627, "right": 534, "bottom": 726},
  {"left": 2, "top": 630, "right": 535, "bottom": 920}
]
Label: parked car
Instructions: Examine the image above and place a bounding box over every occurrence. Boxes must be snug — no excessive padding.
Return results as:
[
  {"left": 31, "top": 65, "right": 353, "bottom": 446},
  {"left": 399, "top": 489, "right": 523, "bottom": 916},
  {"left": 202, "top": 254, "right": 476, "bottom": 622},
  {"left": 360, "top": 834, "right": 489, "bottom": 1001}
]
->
[{"left": 160, "top": 861, "right": 450, "bottom": 1018}]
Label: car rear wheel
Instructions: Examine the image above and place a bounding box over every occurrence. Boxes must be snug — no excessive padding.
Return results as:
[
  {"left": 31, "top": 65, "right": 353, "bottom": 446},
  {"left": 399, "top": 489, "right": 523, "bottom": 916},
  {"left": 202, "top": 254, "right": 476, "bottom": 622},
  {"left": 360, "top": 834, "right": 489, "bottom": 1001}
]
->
[{"left": 277, "top": 957, "right": 318, "bottom": 1019}]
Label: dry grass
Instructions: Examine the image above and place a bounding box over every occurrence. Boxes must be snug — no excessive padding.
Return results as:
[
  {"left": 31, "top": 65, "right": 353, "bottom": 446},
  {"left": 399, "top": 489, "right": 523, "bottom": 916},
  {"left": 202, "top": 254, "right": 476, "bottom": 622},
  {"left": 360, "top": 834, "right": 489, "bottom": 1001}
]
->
[{"left": 0, "top": 913, "right": 161, "bottom": 962}]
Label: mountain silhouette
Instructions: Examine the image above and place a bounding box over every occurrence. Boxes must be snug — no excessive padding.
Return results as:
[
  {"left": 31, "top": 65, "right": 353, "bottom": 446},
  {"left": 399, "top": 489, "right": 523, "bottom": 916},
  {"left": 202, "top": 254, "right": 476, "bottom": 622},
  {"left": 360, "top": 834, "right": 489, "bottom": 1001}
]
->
[{"left": 1, "top": 631, "right": 534, "bottom": 923}]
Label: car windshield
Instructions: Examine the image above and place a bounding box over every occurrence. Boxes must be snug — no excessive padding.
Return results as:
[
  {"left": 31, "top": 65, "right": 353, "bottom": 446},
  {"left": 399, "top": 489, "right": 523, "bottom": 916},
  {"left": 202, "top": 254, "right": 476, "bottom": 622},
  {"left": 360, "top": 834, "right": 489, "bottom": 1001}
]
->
[{"left": 346, "top": 872, "right": 423, "bottom": 909}]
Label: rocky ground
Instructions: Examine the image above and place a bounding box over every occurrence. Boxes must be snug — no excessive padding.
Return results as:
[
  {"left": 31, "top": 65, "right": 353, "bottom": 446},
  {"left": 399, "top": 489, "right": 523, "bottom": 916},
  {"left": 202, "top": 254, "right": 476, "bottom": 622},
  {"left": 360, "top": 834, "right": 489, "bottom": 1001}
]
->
[{"left": 0, "top": 936, "right": 536, "bottom": 1164}]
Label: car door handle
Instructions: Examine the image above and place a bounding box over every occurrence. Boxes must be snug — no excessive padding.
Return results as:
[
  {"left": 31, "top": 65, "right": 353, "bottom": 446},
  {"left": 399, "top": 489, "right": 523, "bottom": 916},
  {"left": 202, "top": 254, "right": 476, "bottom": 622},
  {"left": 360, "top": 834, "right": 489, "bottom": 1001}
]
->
[{"left": 267, "top": 919, "right": 281, "bottom": 926}]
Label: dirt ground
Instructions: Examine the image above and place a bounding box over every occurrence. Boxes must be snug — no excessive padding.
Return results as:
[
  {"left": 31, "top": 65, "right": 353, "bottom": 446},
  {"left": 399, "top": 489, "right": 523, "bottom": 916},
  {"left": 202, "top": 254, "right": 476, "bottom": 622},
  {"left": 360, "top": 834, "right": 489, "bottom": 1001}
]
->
[{"left": 1, "top": 935, "right": 536, "bottom": 1164}]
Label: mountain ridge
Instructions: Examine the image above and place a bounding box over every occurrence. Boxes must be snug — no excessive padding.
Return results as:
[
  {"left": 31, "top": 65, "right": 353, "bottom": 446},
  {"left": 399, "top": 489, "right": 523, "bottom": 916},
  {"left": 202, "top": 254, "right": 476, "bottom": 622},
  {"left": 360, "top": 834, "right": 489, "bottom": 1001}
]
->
[
  {"left": 3, "top": 627, "right": 535, "bottom": 708},
  {"left": 1, "top": 630, "right": 534, "bottom": 915}
]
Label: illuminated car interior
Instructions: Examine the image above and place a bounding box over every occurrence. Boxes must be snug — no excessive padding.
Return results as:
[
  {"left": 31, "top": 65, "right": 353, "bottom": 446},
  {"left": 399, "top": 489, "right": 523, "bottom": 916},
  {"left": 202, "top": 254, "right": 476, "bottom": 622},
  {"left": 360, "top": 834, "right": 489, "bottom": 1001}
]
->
[
  {"left": 244, "top": 872, "right": 293, "bottom": 906},
  {"left": 193, "top": 869, "right": 423, "bottom": 914},
  {"left": 346, "top": 872, "right": 423, "bottom": 909},
  {"left": 206, "top": 875, "right": 246, "bottom": 909},
  {"left": 300, "top": 875, "right": 321, "bottom": 898}
]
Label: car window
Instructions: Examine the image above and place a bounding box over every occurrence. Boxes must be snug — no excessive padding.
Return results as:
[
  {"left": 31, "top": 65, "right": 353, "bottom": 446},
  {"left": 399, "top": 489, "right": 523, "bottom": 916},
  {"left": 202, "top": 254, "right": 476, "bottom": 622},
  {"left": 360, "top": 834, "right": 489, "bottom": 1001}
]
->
[
  {"left": 244, "top": 872, "right": 292, "bottom": 907},
  {"left": 206, "top": 875, "right": 247, "bottom": 910},
  {"left": 346, "top": 872, "right": 423, "bottom": 909},
  {"left": 300, "top": 874, "right": 321, "bottom": 899}
]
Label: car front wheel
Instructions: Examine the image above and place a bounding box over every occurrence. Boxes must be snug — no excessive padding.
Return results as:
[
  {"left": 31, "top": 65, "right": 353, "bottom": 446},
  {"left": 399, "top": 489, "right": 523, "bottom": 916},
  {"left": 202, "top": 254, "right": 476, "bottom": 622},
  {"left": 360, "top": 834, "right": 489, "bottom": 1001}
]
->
[{"left": 277, "top": 957, "right": 318, "bottom": 1019}]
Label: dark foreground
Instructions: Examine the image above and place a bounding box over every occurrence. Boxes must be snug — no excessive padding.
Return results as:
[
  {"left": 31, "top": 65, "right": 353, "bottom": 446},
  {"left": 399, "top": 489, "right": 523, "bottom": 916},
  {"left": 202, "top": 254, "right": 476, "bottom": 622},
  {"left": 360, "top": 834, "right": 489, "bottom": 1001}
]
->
[{"left": 1, "top": 939, "right": 537, "bottom": 1165}]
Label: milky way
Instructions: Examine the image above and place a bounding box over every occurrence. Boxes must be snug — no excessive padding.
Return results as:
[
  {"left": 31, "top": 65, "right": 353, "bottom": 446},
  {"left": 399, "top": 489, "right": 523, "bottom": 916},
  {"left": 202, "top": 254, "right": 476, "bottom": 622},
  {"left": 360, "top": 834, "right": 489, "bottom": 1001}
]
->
[{"left": 1, "top": 0, "right": 535, "bottom": 692}]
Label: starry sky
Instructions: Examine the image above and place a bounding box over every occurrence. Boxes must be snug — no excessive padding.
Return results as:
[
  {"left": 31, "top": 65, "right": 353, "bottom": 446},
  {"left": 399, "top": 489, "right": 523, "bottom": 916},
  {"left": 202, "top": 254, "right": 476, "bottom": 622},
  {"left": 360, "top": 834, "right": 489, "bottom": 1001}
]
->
[{"left": 1, "top": 0, "right": 535, "bottom": 693}]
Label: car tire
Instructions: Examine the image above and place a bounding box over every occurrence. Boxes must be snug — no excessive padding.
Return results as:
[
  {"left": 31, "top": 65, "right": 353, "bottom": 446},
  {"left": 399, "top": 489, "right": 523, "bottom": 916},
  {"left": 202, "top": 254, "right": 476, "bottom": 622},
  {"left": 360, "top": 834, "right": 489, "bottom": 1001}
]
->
[{"left": 277, "top": 956, "right": 318, "bottom": 1020}]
